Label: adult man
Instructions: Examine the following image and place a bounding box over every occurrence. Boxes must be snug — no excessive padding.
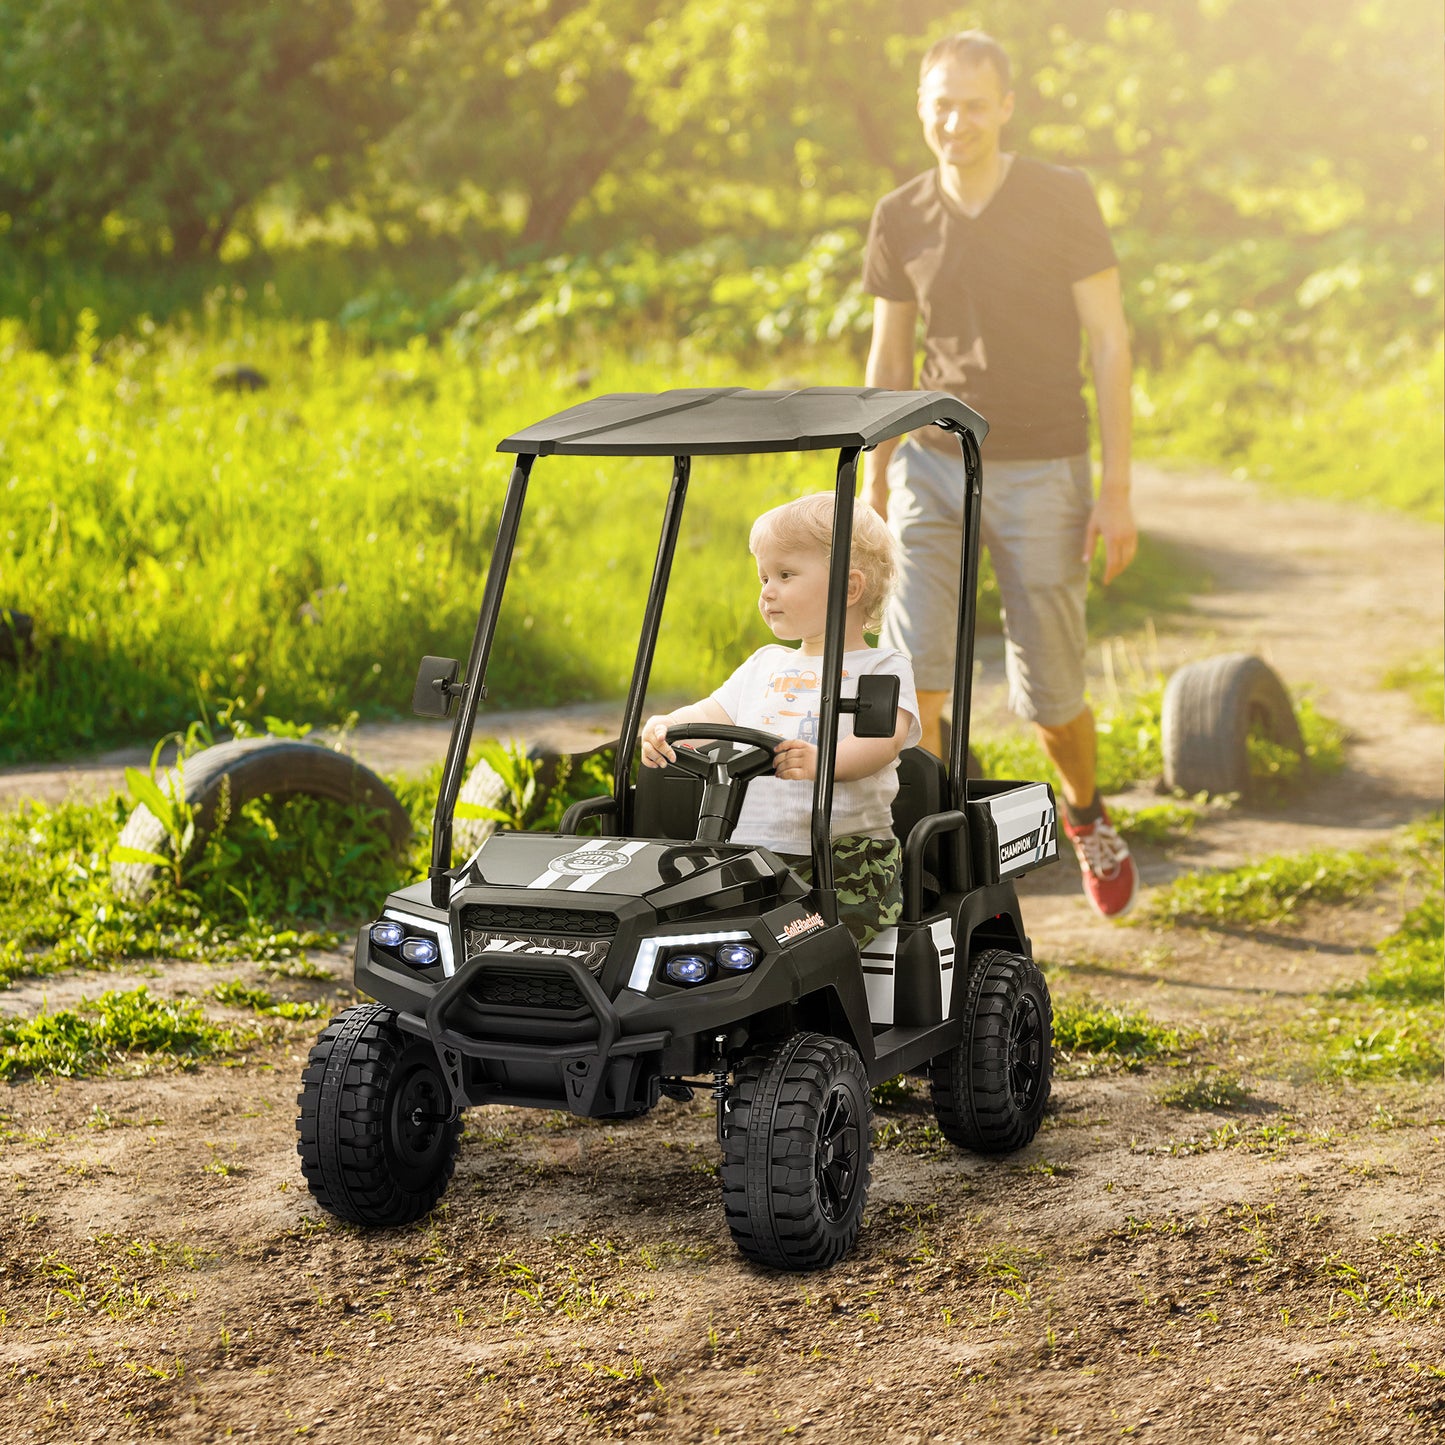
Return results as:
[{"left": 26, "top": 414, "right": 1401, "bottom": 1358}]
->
[{"left": 862, "top": 29, "right": 1139, "bottom": 918}]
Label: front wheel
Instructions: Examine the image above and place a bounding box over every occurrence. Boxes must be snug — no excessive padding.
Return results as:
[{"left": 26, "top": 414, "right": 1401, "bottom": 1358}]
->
[
  {"left": 296, "top": 1005, "right": 461, "bottom": 1226},
  {"left": 931, "top": 949, "right": 1052, "bottom": 1153},
  {"left": 720, "top": 1033, "right": 872, "bottom": 1271}
]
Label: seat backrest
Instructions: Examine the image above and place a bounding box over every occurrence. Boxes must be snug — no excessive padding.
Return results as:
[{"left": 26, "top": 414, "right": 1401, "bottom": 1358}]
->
[
  {"left": 891, "top": 746, "right": 947, "bottom": 844},
  {"left": 632, "top": 764, "right": 705, "bottom": 841}
]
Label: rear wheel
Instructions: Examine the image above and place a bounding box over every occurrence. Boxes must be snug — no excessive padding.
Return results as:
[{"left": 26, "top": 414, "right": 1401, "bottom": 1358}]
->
[
  {"left": 720, "top": 1033, "right": 872, "bottom": 1271},
  {"left": 931, "top": 949, "right": 1052, "bottom": 1153},
  {"left": 296, "top": 1005, "right": 461, "bottom": 1226}
]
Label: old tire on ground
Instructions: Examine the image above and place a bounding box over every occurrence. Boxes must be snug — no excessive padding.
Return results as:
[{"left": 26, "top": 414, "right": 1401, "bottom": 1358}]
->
[
  {"left": 1160, "top": 653, "right": 1304, "bottom": 800},
  {"left": 931, "top": 948, "right": 1053, "bottom": 1154},
  {"left": 296, "top": 1004, "right": 461, "bottom": 1226},
  {"left": 720, "top": 1032, "right": 872, "bottom": 1271},
  {"left": 453, "top": 753, "right": 512, "bottom": 858},
  {"left": 110, "top": 737, "right": 412, "bottom": 900}
]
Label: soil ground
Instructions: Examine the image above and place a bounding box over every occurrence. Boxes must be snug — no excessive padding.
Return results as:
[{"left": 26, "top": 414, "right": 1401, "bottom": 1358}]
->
[{"left": 1, "top": 464, "right": 1442, "bottom": 1443}]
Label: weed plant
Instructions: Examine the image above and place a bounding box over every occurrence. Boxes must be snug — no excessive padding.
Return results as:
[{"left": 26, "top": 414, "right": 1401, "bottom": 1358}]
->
[
  {"left": 1309, "top": 817, "right": 1443, "bottom": 1082},
  {"left": 1382, "top": 653, "right": 1445, "bottom": 722},
  {"left": 1147, "top": 845, "right": 1394, "bottom": 928},
  {"left": 1157, "top": 1069, "right": 1248, "bottom": 1111},
  {"left": 0, "top": 986, "right": 245, "bottom": 1080},
  {"left": 1051, "top": 998, "right": 1195, "bottom": 1073}
]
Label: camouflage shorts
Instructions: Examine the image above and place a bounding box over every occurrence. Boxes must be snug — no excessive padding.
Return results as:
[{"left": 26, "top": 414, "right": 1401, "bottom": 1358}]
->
[{"left": 781, "top": 834, "right": 903, "bottom": 948}]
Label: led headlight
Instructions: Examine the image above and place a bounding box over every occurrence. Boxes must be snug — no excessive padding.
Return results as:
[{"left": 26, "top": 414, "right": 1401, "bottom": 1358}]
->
[
  {"left": 715, "top": 942, "right": 759, "bottom": 972},
  {"left": 663, "top": 952, "right": 712, "bottom": 986},
  {"left": 400, "top": 936, "right": 441, "bottom": 967},
  {"left": 370, "top": 921, "right": 405, "bottom": 949}
]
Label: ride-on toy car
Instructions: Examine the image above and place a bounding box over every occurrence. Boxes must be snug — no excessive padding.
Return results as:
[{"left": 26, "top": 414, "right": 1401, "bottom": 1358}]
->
[{"left": 296, "top": 388, "right": 1059, "bottom": 1270}]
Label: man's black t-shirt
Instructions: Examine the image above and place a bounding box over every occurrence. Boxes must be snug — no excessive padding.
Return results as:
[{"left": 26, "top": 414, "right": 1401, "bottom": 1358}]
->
[{"left": 863, "top": 158, "right": 1116, "bottom": 460}]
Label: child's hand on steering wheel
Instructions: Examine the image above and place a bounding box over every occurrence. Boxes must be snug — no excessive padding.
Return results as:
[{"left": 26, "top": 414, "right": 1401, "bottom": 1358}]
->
[{"left": 772, "top": 738, "right": 818, "bottom": 781}]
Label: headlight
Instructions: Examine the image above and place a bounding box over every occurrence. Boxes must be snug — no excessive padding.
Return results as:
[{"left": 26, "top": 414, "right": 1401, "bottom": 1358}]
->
[
  {"left": 401, "top": 936, "right": 441, "bottom": 967},
  {"left": 715, "top": 942, "right": 758, "bottom": 972},
  {"left": 370, "top": 921, "right": 405, "bottom": 949},
  {"left": 663, "top": 952, "right": 712, "bottom": 986}
]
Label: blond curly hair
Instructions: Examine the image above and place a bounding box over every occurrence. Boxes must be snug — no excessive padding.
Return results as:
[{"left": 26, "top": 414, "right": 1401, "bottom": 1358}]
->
[{"left": 749, "top": 491, "right": 899, "bottom": 632}]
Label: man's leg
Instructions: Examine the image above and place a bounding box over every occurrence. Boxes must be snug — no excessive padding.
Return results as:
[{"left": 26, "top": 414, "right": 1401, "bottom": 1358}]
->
[
  {"left": 984, "top": 456, "right": 1138, "bottom": 919},
  {"left": 1035, "top": 704, "right": 1096, "bottom": 811}
]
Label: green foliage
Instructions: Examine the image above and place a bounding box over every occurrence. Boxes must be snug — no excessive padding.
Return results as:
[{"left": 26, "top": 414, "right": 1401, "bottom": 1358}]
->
[
  {"left": 1052, "top": 998, "right": 1194, "bottom": 1070},
  {"left": 211, "top": 979, "right": 327, "bottom": 1020},
  {"left": 0, "top": 986, "right": 244, "bottom": 1080},
  {"left": 1382, "top": 653, "right": 1445, "bottom": 722},
  {"left": 1157, "top": 1069, "right": 1248, "bottom": 1111},
  {"left": 0, "top": 794, "right": 330, "bottom": 988},
  {"left": 1148, "top": 845, "right": 1394, "bottom": 928},
  {"left": 0, "top": 0, "right": 415, "bottom": 259},
  {"left": 1109, "top": 801, "right": 1199, "bottom": 848},
  {"left": 1134, "top": 342, "right": 1445, "bottom": 522}
]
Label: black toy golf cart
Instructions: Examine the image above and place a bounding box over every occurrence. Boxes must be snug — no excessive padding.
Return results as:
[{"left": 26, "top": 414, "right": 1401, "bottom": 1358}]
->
[{"left": 296, "top": 388, "right": 1059, "bottom": 1271}]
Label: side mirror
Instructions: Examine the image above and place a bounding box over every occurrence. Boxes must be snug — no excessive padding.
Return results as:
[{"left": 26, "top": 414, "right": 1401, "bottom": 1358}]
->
[
  {"left": 847, "top": 673, "right": 900, "bottom": 739},
  {"left": 412, "top": 655, "right": 461, "bottom": 719}
]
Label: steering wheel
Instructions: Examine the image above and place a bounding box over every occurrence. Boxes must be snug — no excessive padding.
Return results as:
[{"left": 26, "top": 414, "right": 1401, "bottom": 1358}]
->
[{"left": 662, "top": 724, "right": 783, "bottom": 844}]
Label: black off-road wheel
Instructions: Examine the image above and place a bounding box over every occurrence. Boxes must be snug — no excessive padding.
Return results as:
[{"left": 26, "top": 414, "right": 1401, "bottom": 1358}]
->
[
  {"left": 720, "top": 1033, "right": 872, "bottom": 1271},
  {"left": 931, "top": 949, "right": 1053, "bottom": 1153},
  {"left": 296, "top": 1005, "right": 461, "bottom": 1226}
]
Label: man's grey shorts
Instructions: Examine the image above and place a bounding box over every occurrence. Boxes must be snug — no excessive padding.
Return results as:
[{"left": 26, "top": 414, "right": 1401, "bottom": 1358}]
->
[{"left": 878, "top": 439, "right": 1092, "bottom": 727}]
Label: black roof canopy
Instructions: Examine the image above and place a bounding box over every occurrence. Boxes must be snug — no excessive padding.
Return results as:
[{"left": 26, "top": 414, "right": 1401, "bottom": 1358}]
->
[{"left": 497, "top": 386, "right": 988, "bottom": 457}]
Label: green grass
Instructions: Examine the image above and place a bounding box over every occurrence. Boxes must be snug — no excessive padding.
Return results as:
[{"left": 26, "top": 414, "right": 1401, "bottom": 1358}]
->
[
  {"left": 1382, "top": 653, "right": 1445, "bottom": 722},
  {"left": 1051, "top": 998, "right": 1195, "bottom": 1072},
  {"left": 1307, "top": 820, "right": 1443, "bottom": 1082},
  {"left": 0, "top": 986, "right": 246, "bottom": 1080},
  {"left": 1134, "top": 340, "right": 1445, "bottom": 522},
  {"left": 1157, "top": 1069, "right": 1248, "bottom": 1111},
  {"left": 0, "top": 312, "right": 1207, "bottom": 767},
  {"left": 1147, "top": 845, "right": 1394, "bottom": 927}
]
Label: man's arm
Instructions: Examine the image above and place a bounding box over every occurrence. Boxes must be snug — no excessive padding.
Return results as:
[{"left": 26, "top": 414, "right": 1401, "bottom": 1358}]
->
[
  {"left": 1073, "top": 266, "right": 1137, "bottom": 584},
  {"left": 862, "top": 296, "right": 918, "bottom": 518}
]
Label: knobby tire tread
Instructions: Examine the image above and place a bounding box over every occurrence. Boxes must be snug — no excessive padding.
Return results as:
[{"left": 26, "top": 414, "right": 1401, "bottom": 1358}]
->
[
  {"left": 932, "top": 949, "right": 1053, "bottom": 1154},
  {"left": 720, "top": 1032, "right": 872, "bottom": 1272},
  {"left": 296, "top": 1004, "right": 460, "bottom": 1227}
]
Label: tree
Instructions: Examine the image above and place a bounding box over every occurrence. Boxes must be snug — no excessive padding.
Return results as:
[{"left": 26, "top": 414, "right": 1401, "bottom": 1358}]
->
[{"left": 0, "top": 0, "right": 418, "bottom": 258}]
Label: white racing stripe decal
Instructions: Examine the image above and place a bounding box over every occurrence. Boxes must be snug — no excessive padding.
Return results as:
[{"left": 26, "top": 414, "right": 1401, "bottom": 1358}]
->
[
  {"left": 525, "top": 840, "right": 650, "bottom": 891},
  {"left": 566, "top": 840, "right": 649, "bottom": 890}
]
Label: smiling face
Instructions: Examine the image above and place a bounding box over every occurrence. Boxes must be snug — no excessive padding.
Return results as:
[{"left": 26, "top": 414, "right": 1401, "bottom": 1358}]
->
[{"left": 917, "top": 56, "right": 1014, "bottom": 176}]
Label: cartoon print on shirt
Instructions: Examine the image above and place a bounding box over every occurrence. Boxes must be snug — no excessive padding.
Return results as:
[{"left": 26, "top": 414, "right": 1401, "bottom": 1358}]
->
[{"left": 757, "top": 664, "right": 848, "bottom": 736}]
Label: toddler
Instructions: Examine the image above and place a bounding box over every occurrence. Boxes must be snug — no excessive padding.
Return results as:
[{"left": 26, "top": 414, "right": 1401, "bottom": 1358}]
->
[{"left": 642, "top": 492, "right": 920, "bottom": 945}]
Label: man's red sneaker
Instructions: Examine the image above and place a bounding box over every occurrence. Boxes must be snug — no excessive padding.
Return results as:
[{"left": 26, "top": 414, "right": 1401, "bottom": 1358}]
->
[{"left": 1062, "top": 805, "right": 1139, "bottom": 919}]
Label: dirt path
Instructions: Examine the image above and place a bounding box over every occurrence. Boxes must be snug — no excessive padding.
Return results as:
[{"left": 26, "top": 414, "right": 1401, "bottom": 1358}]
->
[{"left": 1, "top": 464, "right": 1442, "bottom": 1443}]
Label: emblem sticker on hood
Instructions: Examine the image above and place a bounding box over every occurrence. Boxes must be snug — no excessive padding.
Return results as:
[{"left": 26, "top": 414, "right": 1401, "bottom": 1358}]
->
[{"left": 527, "top": 841, "right": 650, "bottom": 892}]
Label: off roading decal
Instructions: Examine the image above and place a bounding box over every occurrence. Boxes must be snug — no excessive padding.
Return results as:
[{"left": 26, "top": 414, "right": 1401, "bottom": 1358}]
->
[
  {"left": 464, "top": 932, "right": 610, "bottom": 972},
  {"left": 527, "top": 841, "right": 649, "bottom": 892}
]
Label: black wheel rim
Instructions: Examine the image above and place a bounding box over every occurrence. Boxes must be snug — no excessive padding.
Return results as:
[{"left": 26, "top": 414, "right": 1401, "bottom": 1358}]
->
[
  {"left": 387, "top": 1061, "right": 449, "bottom": 1182},
  {"left": 1008, "top": 995, "right": 1046, "bottom": 1112},
  {"left": 815, "top": 1083, "right": 863, "bottom": 1224}
]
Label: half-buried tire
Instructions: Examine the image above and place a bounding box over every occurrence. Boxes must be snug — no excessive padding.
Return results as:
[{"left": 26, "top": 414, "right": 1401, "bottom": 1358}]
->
[
  {"left": 1161, "top": 653, "right": 1305, "bottom": 801},
  {"left": 111, "top": 737, "right": 412, "bottom": 900}
]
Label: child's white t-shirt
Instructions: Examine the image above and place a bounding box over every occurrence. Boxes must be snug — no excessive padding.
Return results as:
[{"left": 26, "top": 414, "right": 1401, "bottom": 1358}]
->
[{"left": 707, "top": 644, "right": 922, "bottom": 855}]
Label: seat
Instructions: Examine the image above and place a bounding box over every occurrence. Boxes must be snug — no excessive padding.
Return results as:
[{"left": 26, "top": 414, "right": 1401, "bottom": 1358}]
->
[
  {"left": 890, "top": 746, "right": 950, "bottom": 910},
  {"left": 632, "top": 764, "right": 705, "bottom": 841}
]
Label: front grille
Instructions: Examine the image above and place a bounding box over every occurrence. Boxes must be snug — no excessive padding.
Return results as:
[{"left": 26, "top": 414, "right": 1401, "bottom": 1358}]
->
[
  {"left": 468, "top": 969, "right": 586, "bottom": 1012},
  {"left": 461, "top": 905, "right": 616, "bottom": 937}
]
